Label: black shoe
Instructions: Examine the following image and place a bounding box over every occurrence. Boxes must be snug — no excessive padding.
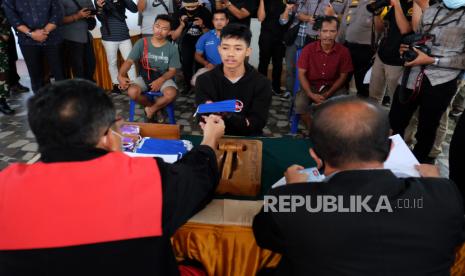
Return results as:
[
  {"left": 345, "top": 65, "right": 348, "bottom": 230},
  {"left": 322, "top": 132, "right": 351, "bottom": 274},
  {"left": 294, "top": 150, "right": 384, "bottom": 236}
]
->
[
  {"left": 0, "top": 98, "right": 15, "bottom": 115},
  {"left": 111, "top": 84, "right": 122, "bottom": 94},
  {"left": 382, "top": 95, "right": 391, "bottom": 107},
  {"left": 9, "top": 83, "right": 30, "bottom": 94},
  {"left": 181, "top": 85, "right": 193, "bottom": 95}
]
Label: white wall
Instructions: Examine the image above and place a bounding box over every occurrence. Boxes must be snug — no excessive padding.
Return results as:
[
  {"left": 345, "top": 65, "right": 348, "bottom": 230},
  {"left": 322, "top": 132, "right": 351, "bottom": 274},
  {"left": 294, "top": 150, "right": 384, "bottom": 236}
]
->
[{"left": 16, "top": 12, "right": 261, "bottom": 67}]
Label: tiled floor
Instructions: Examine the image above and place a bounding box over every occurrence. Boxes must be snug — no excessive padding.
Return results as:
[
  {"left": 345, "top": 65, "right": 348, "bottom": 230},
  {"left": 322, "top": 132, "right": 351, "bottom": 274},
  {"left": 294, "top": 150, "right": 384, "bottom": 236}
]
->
[{"left": 0, "top": 61, "right": 457, "bottom": 177}]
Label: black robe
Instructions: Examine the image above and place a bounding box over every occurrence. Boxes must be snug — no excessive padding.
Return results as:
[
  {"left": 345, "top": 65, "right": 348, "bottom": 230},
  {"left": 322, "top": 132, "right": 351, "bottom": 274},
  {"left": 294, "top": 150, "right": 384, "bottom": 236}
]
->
[{"left": 0, "top": 145, "right": 219, "bottom": 276}]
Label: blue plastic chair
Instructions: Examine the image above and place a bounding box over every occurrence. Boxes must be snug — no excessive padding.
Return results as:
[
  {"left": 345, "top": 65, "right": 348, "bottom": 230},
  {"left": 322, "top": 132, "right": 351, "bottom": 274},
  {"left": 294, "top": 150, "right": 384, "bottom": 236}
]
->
[
  {"left": 289, "top": 49, "right": 302, "bottom": 135},
  {"left": 128, "top": 91, "right": 176, "bottom": 124}
]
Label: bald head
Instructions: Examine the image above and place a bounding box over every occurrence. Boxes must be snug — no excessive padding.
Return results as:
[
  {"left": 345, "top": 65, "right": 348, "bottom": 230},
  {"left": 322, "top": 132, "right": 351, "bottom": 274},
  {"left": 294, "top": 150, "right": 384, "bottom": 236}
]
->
[{"left": 310, "top": 96, "right": 391, "bottom": 168}]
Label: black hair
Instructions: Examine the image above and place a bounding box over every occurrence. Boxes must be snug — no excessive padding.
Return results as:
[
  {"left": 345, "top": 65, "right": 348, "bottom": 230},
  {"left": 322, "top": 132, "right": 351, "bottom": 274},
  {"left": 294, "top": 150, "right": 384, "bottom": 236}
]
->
[
  {"left": 155, "top": 14, "right": 175, "bottom": 30},
  {"left": 213, "top": 9, "right": 229, "bottom": 20},
  {"left": 27, "top": 79, "right": 116, "bottom": 153},
  {"left": 319, "top": 15, "right": 340, "bottom": 30},
  {"left": 220, "top": 23, "right": 252, "bottom": 46},
  {"left": 309, "top": 96, "right": 391, "bottom": 167}
]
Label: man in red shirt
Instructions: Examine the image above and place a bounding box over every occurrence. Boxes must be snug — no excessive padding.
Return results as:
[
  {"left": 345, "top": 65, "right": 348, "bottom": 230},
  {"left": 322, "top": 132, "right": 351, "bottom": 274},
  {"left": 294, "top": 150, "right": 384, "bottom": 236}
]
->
[{"left": 294, "top": 16, "right": 353, "bottom": 131}]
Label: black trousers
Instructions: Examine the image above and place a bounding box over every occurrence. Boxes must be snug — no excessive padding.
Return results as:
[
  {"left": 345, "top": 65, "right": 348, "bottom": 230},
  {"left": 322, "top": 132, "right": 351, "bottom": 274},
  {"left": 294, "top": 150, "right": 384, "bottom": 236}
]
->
[
  {"left": 258, "top": 33, "right": 285, "bottom": 92},
  {"left": 180, "top": 37, "right": 200, "bottom": 88},
  {"left": 7, "top": 31, "right": 21, "bottom": 86},
  {"left": 345, "top": 42, "right": 374, "bottom": 97},
  {"left": 389, "top": 76, "right": 457, "bottom": 163},
  {"left": 63, "top": 37, "right": 96, "bottom": 81},
  {"left": 20, "top": 44, "right": 65, "bottom": 93},
  {"left": 449, "top": 112, "right": 465, "bottom": 203}
]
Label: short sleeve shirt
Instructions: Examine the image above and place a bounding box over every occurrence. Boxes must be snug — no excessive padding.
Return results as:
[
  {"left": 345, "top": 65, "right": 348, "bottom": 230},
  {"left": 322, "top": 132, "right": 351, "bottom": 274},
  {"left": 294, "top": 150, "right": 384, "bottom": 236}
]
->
[
  {"left": 195, "top": 30, "right": 222, "bottom": 65},
  {"left": 141, "top": 0, "right": 173, "bottom": 35},
  {"left": 297, "top": 41, "right": 353, "bottom": 91},
  {"left": 178, "top": 6, "right": 213, "bottom": 40},
  {"left": 228, "top": 0, "right": 258, "bottom": 27},
  {"left": 128, "top": 38, "right": 181, "bottom": 75}
]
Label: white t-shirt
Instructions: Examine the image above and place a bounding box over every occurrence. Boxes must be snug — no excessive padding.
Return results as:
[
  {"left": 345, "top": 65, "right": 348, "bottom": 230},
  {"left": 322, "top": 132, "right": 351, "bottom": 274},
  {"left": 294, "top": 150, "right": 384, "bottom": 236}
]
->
[{"left": 141, "top": 0, "right": 173, "bottom": 35}]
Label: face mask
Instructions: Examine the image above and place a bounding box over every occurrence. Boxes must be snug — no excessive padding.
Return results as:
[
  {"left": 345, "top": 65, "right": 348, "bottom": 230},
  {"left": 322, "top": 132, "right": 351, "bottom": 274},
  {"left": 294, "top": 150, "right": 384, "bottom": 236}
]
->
[{"left": 443, "top": 0, "right": 465, "bottom": 9}]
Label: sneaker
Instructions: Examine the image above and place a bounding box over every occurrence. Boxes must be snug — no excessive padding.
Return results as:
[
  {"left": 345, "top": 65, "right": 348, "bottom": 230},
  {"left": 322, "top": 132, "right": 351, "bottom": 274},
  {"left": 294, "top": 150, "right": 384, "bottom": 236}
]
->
[
  {"left": 0, "top": 98, "right": 15, "bottom": 115},
  {"left": 382, "top": 95, "right": 391, "bottom": 107},
  {"left": 111, "top": 84, "right": 122, "bottom": 94},
  {"left": 450, "top": 109, "right": 463, "bottom": 118},
  {"left": 272, "top": 89, "right": 283, "bottom": 96},
  {"left": 181, "top": 84, "right": 193, "bottom": 95},
  {"left": 9, "top": 83, "right": 30, "bottom": 94},
  {"left": 280, "top": 91, "right": 291, "bottom": 99},
  {"left": 273, "top": 89, "right": 291, "bottom": 100}
]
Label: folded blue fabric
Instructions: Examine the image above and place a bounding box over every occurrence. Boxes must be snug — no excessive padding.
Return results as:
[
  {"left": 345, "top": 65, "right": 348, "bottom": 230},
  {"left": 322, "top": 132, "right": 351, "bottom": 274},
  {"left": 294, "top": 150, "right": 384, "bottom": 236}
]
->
[
  {"left": 135, "top": 138, "right": 188, "bottom": 156},
  {"left": 195, "top": 100, "right": 239, "bottom": 114}
]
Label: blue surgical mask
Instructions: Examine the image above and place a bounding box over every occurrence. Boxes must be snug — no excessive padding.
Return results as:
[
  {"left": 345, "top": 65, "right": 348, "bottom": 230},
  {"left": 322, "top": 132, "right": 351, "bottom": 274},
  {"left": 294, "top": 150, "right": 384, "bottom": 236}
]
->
[{"left": 443, "top": 0, "right": 465, "bottom": 9}]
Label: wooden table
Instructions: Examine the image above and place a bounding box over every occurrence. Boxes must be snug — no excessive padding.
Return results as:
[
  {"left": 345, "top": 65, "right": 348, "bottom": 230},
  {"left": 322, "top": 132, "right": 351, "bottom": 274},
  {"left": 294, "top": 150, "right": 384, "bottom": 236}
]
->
[{"left": 123, "top": 122, "right": 180, "bottom": 140}]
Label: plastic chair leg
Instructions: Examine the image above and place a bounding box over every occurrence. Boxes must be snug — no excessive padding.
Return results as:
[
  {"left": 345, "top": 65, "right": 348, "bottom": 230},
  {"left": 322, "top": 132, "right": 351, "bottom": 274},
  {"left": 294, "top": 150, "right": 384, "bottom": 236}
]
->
[{"left": 129, "top": 99, "right": 136, "bottom": 122}]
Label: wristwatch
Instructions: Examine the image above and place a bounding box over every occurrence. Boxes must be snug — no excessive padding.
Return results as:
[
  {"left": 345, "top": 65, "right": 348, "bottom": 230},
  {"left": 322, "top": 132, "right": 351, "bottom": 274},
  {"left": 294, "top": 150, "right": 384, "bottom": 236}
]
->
[
  {"left": 226, "top": 1, "right": 232, "bottom": 7},
  {"left": 25, "top": 31, "right": 32, "bottom": 38},
  {"left": 433, "top": 57, "right": 440, "bottom": 66}
]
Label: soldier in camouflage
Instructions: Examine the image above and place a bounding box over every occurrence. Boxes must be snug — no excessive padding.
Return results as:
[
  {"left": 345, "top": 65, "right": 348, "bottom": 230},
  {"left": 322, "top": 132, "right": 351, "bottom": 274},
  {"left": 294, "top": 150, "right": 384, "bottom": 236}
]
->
[{"left": 0, "top": 6, "right": 14, "bottom": 115}]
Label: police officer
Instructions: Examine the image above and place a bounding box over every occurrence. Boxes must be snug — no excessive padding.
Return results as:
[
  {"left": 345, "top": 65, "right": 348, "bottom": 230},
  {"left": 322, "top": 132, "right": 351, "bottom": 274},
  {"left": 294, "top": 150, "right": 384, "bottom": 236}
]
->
[
  {"left": 0, "top": 6, "right": 14, "bottom": 115},
  {"left": 339, "top": 0, "right": 376, "bottom": 97}
]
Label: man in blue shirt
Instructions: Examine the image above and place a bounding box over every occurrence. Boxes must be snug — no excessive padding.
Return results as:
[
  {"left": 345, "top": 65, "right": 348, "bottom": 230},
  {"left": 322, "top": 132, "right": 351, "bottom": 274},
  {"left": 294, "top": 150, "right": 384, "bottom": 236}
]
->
[
  {"left": 192, "top": 9, "right": 228, "bottom": 86},
  {"left": 3, "top": 0, "right": 65, "bottom": 93}
]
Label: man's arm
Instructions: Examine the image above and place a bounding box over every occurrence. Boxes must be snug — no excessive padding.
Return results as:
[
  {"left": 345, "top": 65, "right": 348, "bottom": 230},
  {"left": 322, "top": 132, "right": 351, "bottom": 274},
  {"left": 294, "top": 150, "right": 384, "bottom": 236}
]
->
[
  {"left": 257, "top": 0, "right": 265, "bottom": 22},
  {"left": 374, "top": 14, "right": 385, "bottom": 33},
  {"left": 297, "top": 12, "right": 314, "bottom": 24},
  {"left": 392, "top": 0, "right": 412, "bottom": 34},
  {"left": 223, "top": 0, "right": 251, "bottom": 20},
  {"left": 44, "top": 0, "right": 64, "bottom": 33},
  {"left": 195, "top": 51, "right": 214, "bottom": 69},
  {"left": 241, "top": 78, "right": 272, "bottom": 135},
  {"left": 195, "top": 72, "right": 216, "bottom": 104},
  {"left": 156, "top": 115, "right": 224, "bottom": 236},
  {"left": 170, "top": 17, "right": 186, "bottom": 41},
  {"left": 411, "top": 0, "right": 428, "bottom": 32},
  {"left": 123, "top": 0, "right": 138, "bottom": 13},
  {"left": 323, "top": 72, "right": 349, "bottom": 98},
  {"left": 149, "top": 67, "right": 177, "bottom": 91},
  {"left": 62, "top": 8, "right": 92, "bottom": 24},
  {"left": 117, "top": 59, "right": 135, "bottom": 89},
  {"left": 137, "top": 0, "right": 146, "bottom": 12},
  {"left": 298, "top": 68, "right": 324, "bottom": 104},
  {"left": 2, "top": 0, "right": 24, "bottom": 30}
]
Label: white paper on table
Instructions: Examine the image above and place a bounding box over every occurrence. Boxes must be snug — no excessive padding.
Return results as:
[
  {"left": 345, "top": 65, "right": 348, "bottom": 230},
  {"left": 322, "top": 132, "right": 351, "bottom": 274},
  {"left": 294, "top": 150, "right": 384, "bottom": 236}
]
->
[
  {"left": 384, "top": 134, "right": 420, "bottom": 177},
  {"left": 363, "top": 66, "right": 372, "bottom": 84},
  {"left": 124, "top": 152, "right": 179, "bottom": 163}
]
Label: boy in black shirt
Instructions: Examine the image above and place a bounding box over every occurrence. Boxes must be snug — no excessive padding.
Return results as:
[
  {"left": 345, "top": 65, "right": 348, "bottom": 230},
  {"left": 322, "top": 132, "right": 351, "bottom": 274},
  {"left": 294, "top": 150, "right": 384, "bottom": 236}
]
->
[{"left": 195, "top": 24, "right": 272, "bottom": 136}]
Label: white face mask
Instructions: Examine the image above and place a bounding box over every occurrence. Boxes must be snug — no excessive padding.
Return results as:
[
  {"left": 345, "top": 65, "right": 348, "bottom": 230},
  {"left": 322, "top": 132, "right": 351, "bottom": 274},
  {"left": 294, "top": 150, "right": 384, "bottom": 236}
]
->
[{"left": 443, "top": 0, "right": 465, "bottom": 9}]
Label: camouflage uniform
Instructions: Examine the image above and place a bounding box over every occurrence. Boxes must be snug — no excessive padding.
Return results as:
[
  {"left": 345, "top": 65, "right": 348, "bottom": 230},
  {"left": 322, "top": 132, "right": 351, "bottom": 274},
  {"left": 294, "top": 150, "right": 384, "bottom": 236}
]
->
[{"left": 0, "top": 7, "right": 10, "bottom": 100}]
